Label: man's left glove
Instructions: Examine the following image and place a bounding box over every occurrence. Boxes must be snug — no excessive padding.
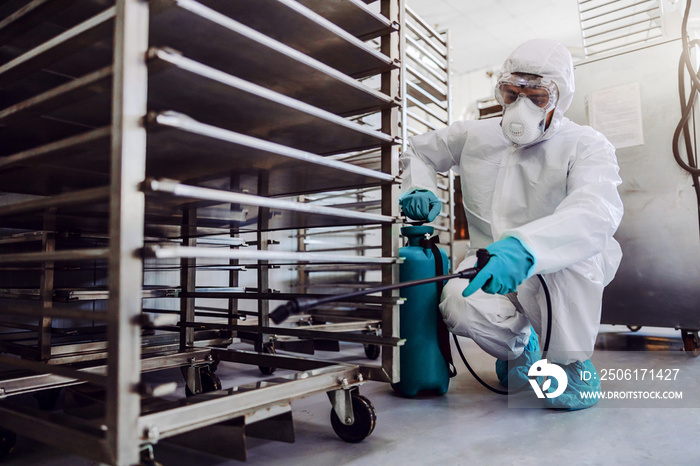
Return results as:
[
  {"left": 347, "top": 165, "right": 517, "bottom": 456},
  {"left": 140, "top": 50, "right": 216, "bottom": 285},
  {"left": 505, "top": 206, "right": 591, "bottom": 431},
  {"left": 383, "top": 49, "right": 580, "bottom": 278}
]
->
[
  {"left": 399, "top": 189, "right": 442, "bottom": 222},
  {"left": 462, "top": 237, "right": 535, "bottom": 297}
]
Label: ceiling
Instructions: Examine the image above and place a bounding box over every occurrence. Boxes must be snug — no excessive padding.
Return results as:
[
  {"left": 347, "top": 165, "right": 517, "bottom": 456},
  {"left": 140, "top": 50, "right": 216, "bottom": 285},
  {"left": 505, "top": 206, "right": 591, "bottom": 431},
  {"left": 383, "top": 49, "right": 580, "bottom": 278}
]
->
[{"left": 406, "top": 0, "right": 584, "bottom": 75}]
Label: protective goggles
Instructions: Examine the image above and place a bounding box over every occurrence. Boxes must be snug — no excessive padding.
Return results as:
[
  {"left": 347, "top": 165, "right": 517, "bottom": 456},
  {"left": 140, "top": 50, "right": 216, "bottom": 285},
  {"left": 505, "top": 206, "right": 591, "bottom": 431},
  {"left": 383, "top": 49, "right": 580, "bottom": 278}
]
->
[{"left": 494, "top": 73, "right": 558, "bottom": 112}]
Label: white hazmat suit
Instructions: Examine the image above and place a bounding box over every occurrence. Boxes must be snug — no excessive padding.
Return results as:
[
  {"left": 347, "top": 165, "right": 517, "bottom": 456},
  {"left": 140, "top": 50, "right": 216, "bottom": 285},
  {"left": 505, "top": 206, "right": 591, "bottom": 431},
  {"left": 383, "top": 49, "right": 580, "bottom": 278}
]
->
[{"left": 400, "top": 39, "right": 624, "bottom": 365}]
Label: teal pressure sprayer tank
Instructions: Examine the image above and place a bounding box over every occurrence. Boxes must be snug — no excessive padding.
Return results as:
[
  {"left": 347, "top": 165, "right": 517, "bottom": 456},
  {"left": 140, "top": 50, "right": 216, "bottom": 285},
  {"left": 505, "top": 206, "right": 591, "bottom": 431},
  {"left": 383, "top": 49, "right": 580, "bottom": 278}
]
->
[{"left": 392, "top": 226, "right": 452, "bottom": 397}]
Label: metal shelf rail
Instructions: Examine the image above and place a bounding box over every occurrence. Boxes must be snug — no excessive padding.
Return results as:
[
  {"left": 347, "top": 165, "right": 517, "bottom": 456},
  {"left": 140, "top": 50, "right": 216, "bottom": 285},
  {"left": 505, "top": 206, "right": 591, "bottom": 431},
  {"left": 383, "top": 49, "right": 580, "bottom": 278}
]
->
[{"left": 0, "top": 0, "right": 403, "bottom": 464}]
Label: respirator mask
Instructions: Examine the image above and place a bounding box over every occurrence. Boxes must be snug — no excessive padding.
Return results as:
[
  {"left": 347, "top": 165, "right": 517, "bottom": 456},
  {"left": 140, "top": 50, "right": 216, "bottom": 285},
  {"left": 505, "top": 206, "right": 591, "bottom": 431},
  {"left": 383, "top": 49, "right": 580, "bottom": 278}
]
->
[{"left": 495, "top": 73, "right": 558, "bottom": 145}]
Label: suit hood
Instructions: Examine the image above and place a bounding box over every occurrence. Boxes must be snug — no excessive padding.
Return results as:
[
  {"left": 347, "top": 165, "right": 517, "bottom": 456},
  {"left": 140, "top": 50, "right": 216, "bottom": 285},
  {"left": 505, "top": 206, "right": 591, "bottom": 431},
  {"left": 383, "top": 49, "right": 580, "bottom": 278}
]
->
[{"left": 498, "top": 39, "right": 575, "bottom": 142}]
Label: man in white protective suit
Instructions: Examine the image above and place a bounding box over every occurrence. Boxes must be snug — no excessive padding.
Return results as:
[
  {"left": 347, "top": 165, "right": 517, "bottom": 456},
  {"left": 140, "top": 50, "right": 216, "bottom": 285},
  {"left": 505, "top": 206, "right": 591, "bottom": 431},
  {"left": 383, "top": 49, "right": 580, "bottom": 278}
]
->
[{"left": 398, "top": 39, "right": 623, "bottom": 410}]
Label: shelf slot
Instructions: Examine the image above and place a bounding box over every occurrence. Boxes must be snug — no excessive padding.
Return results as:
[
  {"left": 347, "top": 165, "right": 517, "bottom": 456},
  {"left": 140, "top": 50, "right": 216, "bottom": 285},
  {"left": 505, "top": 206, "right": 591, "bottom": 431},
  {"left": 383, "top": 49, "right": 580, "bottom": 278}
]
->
[
  {"left": 145, "top": 178, "right": 391, "bottom": 224},
  {"left": 0, "top": 249, "right": 109, "bottom": 264},
  {"left": 150, "top": 0, "right": 395, "bottom": 116},
  {"left": 192, "top": 0, "right": 395, "bottom": 78},
  {"left": 295, "top": 0, "right": 394, "bottom": 41},
  {"left": 0, "top": 186, "right": 109, "bottom": 217},
  {"left": 0, "top": 6, "right": 115, "bottom": 86}
]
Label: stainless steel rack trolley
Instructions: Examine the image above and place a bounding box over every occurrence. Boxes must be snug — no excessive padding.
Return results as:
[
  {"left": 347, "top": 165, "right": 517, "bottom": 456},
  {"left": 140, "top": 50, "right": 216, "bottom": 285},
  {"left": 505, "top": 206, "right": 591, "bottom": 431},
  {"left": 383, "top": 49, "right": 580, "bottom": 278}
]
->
[{"left": 0, "top": 0, "right": 404, "bottom": 464}]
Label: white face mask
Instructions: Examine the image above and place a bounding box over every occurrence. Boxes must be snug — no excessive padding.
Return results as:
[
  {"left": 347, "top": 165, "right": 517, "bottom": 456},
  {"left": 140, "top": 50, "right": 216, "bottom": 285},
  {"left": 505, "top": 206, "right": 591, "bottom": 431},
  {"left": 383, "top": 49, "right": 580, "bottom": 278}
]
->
[{"left": 501, "top": 97, "right": 548, "bottom": 145}]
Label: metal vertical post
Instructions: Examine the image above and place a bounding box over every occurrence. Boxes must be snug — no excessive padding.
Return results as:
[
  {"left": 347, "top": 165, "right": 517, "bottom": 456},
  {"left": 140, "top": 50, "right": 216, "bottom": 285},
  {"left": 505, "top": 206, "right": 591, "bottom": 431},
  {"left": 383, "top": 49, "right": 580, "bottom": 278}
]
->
[
  {"left": 228, "top": 175, "right": 241, "bottom": 328},
  {"left": 380, "top": 0, "right": 402, "bottom": 383},
  {"left": 356, "top": 192, "right": 366, "bottom": 285},
  {"left": 447, "top": 171, "right": 456, "bottom": 271},
  {"left": 181, "top": 206, "right": 196, "bottom": 349},
  {"left": 399, "top": 13, "right": 408, "bottom": 158},
  {"left": 296, "top": 219, "right": 309, "bottom": 297},
  {"left": 444, "top": 28, "right": 456, "bottom": 271},
  {"left": 257, "top": 173, "right": 271, "bottom": 351},
  {"left": 38, "top": 209, "right": 56, "bottom": 360},
  {"left": 107, "top": 0, "right": 149, "bottom": 464}
]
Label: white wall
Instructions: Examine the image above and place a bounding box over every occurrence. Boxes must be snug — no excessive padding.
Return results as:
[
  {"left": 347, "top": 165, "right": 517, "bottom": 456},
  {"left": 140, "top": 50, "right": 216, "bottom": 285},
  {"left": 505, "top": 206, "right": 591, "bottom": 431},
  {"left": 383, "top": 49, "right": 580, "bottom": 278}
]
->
[{"left": 451, "top": 66, "right": 500, "bottom": 122}]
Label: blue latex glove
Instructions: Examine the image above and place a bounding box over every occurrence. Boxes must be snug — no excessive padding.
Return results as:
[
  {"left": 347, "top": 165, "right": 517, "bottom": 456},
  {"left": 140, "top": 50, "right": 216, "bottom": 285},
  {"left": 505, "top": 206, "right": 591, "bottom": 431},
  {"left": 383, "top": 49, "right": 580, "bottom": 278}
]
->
[
  {"left": 462, "top": 237, "right": 535, "bottom": 297},
  {"left": 399, "top": 189, "right": 442, "bottom": 222}
]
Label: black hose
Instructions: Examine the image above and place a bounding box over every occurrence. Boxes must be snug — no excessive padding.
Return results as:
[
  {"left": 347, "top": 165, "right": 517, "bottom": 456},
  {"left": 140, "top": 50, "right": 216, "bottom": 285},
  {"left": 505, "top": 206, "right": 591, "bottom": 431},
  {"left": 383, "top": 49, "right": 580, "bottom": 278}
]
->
[
  {"left": 672, "top": 37, "right": 700, "bottom": 175},
  {"left": 451, "top": 274, "right": 552, "bottom": 396},
  {"left": 673, "top": 0, "right": 700, "bottom": 237},
  {"left": 537, "top": 274, "right": 552, "bottom": 360},
  {"left": 682, "top": 0, "right": 700, "bottom": 91},
  {"left": 676, "top": 40, "right": 700, "bottom": 180}
]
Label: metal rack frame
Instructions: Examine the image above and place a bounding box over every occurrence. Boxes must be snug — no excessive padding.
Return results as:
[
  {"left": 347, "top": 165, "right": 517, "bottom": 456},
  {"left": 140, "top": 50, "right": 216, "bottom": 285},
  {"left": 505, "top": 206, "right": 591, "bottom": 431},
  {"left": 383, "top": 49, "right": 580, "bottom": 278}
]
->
[{"left": 0, "top": 0, "right": 404, "bottom": 463}]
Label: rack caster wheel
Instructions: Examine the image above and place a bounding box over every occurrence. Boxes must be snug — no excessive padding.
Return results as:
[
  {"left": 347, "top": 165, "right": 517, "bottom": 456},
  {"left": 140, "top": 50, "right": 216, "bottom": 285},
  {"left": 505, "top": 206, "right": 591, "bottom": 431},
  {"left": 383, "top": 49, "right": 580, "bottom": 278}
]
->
[
  {"left": 185, "top": 368, "right": 222, "bottom": 397},
  {"left": 681, "top": 330, "right": 700, "bottom": 357},
  {"left": 33, "top": 387, "right": 62, "bottom": 411},
  {"left": 0, "top": 428, "right": 16, "bottom": 461},
  {"left": 364, "top": 344, "right": 380, "bottom": 360},
  {"left": 627, "top": 325, "right": 642, "bottom": 332},
  {"left": 330, "top": 394, "right": 377, "bottom": 443},
  {"left": 258, "top": 342, "right": 277, "bottom": 375}
]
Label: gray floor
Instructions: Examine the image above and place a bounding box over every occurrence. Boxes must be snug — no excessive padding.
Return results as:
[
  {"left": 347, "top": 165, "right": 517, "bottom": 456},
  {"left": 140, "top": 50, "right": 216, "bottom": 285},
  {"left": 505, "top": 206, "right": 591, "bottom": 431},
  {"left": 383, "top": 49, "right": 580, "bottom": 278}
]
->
[{"left": 3, "top": 325, "right": 700, "bottom": 465}]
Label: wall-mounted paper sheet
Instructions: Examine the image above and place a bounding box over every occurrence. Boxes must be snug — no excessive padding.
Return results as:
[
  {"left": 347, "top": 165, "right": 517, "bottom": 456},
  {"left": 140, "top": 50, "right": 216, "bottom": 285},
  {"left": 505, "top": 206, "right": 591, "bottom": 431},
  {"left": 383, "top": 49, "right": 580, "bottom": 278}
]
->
[{"left": 588, "top": 82, "right": 644, "bottom": 149}]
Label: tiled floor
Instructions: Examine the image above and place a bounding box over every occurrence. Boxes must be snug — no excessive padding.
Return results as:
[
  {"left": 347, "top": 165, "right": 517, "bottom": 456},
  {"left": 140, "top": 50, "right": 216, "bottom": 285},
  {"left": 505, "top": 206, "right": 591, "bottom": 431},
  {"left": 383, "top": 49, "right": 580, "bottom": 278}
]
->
[{"left": 3, "top": 325, "right": 699, "bottom": 465}]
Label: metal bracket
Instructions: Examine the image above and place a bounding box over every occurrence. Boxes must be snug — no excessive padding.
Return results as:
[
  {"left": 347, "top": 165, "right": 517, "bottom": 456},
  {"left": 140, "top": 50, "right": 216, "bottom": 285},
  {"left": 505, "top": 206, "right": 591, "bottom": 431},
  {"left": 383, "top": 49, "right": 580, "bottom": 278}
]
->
[
  {"left": 327, "top": 386, "right": 354, "bottom": 426},
  {"left": 181, "top": 358, "right": 212, "bottom": 395},
  {"left": 182, "top": 365, "right": 202, "bottom": 395},
  {"left": 142, "top": 427, "right": 160, "bottom": 446}
]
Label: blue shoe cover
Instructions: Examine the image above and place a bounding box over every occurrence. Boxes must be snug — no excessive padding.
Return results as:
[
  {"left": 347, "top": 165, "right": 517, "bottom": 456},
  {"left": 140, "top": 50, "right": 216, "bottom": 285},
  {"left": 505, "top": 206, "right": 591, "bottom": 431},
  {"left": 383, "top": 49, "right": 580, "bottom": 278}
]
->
[
  {"left": 495, "top": 327, "right": 541, "bottom": 390},
  {"left": 543, "top": 359, "right": 601, "bottom": 410}
]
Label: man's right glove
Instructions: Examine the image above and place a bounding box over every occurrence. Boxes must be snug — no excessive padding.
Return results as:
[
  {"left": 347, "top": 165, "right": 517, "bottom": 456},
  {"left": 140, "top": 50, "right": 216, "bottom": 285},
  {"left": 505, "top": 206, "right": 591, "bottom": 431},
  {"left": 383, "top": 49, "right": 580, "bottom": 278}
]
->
[
  {"left": 399, "top": 189, "right": 442, "bottom": 222},
  {"left": 462, "top": 237, "right": 535, "bottom": 297}
]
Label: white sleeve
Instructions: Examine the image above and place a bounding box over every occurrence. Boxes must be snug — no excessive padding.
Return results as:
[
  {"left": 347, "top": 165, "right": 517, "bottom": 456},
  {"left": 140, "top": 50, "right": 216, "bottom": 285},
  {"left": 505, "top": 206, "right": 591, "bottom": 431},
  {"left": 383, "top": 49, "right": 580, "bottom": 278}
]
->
[
  {"left": 399, "top": 122, "right": 468, "bottom": 195},
  {"left": 504, "top": 143, "right": 624, "bottom": 275}
]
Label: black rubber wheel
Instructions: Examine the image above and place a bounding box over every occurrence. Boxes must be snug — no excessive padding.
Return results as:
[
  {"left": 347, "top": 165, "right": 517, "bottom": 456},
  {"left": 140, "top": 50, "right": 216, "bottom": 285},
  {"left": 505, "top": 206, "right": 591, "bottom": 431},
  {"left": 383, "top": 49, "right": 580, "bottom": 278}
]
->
[
  {"left": 0, "top": 428, "right": 16, "bottom": 461},
  {"left": 258, "top": 342, "right": 277, "bottom": 375},
  {"left": 330, "top": 394, "right": 377, "bottom": 443},
  {"left": 682, "top": 330, "right": 700, "bottom": 357},
  {"left": 364, "top": 344, "right": 381, "bottom": 360},
  {"left": 627, "top": 325, "right": 642, "bottom": 332},
  {"left": 185, "top": 369, "right": 222, "bottom": 397},
  {"left": 33, "top": 387, "right": 62, "bottom": 411}
]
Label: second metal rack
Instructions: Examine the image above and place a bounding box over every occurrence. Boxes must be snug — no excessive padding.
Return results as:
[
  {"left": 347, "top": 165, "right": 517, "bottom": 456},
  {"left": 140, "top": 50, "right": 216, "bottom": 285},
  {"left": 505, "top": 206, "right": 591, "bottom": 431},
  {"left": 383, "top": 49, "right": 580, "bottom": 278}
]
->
[{"left": 0, "top": 0, "right": 404, "bottom": 464}]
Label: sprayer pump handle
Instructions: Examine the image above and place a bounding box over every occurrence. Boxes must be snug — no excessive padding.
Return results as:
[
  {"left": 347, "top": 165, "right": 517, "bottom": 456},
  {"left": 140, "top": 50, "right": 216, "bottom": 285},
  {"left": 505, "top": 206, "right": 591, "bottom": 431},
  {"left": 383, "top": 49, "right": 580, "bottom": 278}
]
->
[{"left": 476, "top": 248, "right": 490, "bottom": 270}]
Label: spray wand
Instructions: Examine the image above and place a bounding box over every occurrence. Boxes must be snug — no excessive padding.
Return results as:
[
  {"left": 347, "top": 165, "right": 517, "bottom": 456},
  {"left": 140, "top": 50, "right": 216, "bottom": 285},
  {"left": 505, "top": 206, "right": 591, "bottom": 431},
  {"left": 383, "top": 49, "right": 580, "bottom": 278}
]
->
[{"left": 270, "top": 249, "right": 491, "bottom": 324}]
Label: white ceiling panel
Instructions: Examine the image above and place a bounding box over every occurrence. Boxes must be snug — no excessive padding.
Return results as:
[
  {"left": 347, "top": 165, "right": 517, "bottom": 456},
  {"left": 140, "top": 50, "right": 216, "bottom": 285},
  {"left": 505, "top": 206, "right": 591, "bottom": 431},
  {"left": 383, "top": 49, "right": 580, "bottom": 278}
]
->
[{"left": 407, "top": 0, "right": 583, "bottom": 75}]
